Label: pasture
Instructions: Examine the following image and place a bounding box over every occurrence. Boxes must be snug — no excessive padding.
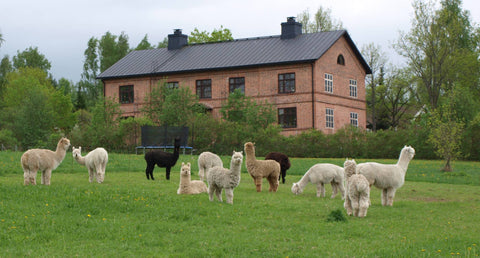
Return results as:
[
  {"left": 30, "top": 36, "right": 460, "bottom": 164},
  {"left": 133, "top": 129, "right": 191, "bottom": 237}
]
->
[{"left": 1, "top": 151, "right": 479, "bottom": 257}]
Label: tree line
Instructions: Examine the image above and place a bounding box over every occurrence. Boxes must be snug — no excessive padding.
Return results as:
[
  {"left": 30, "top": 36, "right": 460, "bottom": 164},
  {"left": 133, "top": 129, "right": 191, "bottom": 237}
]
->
[{"left": 1, "top": 0, "right": 479, "bottom": 171}]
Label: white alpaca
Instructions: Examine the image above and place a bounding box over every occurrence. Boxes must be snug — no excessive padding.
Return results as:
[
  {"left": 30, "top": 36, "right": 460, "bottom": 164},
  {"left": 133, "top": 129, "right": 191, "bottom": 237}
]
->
[
  {"left": 197, "top": 151, "right": 223, "bottom": 181},
  {"left": 291, "top": 163, "right": 345, "bottom": 199},
  {"left": 207, "top": 151, "right": 243, "bottom": 204},
  {"left": 72, "top": 147, "right": 108, "bottom": 184},
  {"left": 357, "top": 145, "right": 415, "bottom": 206},
  {"left": 177, "top": 162, "right": 208, "bottom": 194},
  {"left": 344, "top": 159, "right": 370, "bottom": 217},
  {"left": 21, "top": 137, "right": 71, "bottom": 185}
]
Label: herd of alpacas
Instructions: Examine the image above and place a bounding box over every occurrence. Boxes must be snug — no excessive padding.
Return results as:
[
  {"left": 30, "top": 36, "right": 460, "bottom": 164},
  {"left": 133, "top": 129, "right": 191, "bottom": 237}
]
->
[{"left": 21, "top": 137, "right": 416, "bottom": 217}]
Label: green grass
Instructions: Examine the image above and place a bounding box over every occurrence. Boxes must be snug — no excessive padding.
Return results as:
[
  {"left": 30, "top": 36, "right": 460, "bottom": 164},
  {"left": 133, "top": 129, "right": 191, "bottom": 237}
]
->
[{"left": 1, "top": 152, "right": 480, "bottom": 256}]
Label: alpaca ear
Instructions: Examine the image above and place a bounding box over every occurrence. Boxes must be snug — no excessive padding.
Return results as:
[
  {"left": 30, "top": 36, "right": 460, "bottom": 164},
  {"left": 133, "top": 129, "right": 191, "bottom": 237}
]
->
[
  {"left": 187, "top": 162, "right": 191, "bottom": 167},
  {"left": 79, "top": 147, "right": 82, "bottom": 151},
  {"left": 182, "top": 162, "right": 185, "bottom": 166}
]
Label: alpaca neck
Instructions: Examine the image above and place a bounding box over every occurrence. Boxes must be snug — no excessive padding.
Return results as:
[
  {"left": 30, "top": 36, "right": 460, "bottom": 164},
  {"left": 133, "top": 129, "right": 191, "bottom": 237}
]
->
[
  {"left": 296, "top": 172, "right": 311, "bottom": 189},
  {"left": 230, "top": 160, "right": 242, "bottom": 175},
  {"left": 245, "top": 149, "right": 256, "bottom": 163},
  {"left": 74, "top": 155, "right": 86, "bottom": 166},
  {"left": 55, "top": 143, "right": 68, "bottom": 163},
  {"left": 397, "top": 150, "right": 412, "bottom": 172},
  {"left": 180, "top": 173, "right": 190, "bottom": 184}
]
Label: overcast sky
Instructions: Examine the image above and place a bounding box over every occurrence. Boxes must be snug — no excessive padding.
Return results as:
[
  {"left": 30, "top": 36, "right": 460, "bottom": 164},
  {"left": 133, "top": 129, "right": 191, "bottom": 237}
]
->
[{"left": 1, "top": 0, "right": 480, "bottom": 82}]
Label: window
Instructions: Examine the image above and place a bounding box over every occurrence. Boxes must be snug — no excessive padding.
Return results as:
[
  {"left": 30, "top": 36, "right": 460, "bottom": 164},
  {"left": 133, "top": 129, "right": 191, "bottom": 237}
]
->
[
  {"left": 119, "top": 85, "right": 134, "bottom": 104},
  {"left": 350, "top": 112, "right": 358, "bottom": 127},
  {"left": 229, "top": 77, "right": 245, "bottom": 94},
  {"left": 326, "top": 108, "right": 334, "bottom": 128},
  {"left": 166, "top": 81, "right": 179, "bottom": 89},
  {"left": 337, "top": 54, "right": 345, "bottom": 65},
  {"left": 278, "top": 107, "right": 297, "bottom": 128},
  {"left": 349, "top": 79, "right": 357, "bottom": 98},
  {"left": 278, "top": 73, "right": 295, "bottom": 93},
  {"left": 196, "top": 79, "right": 212, "bottom": 99},
  {"left": 324, "top": 73, "right": 333, "bottom": 93}
]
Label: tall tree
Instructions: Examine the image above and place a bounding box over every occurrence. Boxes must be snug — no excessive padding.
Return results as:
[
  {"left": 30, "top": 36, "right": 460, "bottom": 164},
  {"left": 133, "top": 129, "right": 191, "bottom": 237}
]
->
[
  {"left": 135, "top": 34, "right": 154, "bottom": 50},
  {"left": 297, "top": 7, "right": 343, "bottom": 33},
  {"left": 0, "top": 56, "right": 13, "bottom": 97},
  {"left": 362, "top": 43, "right": 388, "bottom": 131},
  {"left": 12, "top": 46, "right": 51, "bottom": 73},
  {"left": 189, "top": 26, "right": 233, "bottom": 44},
  {"left": 394, "top": 0, "right": 480, "bottom": 110},
  {"left": 98, "top": 31, "right": 130, "bottom": 73}
]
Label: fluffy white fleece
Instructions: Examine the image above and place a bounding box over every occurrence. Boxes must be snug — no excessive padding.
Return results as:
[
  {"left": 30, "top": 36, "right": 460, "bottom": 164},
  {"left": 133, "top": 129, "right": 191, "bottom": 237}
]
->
[
  {"left": 72, "top": 147, "right": 108, "bottom": 183},
  {"left": 197, "top": 151, "right": 223, "bottom": 181},
  {"left": 343, "top": 159, "right": 370, "bottom": 217},
  {"left": 207, "top": 151, "right": 243, "bottom": 204},
  {"left": 357, "top": 145, "right": 415, "bottom": 206},
  {"left": 177, "top": 162, "right": 208, "bottom": 195},
  {"left": 291, "top": 163, "right": 345, "bottom": 199}
]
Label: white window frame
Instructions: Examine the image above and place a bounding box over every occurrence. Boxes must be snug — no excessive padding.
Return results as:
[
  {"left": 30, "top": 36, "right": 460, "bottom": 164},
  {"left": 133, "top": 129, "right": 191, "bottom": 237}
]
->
[
  {"left": 326, "top": 108, "right": 334, "bottom": 128},
  {"left": 325, "top": 73, "right": 333, "bottom": 93},
  {"left": 350, "top": 112, "right": 358, "bottom": 127},
  {"left": 349, "top": 79, "right": 357, "bottom": 98}
]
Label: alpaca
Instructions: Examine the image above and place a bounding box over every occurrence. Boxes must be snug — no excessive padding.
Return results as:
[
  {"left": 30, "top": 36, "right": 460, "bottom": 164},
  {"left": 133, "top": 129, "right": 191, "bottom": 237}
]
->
[
  {"left": 197, "top": 151, "right": 223, "bottom": 181},
  {"left": 207, "top": 151, "right": 243, "bottom": 204},
  {"left": 72, "top": 147, "right": 108, "bottom": 183},
  {"left": 291, "top": 163, "right": 345, "bottom": 199},
  {"left": 357, "top": 145, "right": 415, "bottom": 206},
  {"left": 244, "top": 142, "right": 280, "bottom": 192},
  {"left": 21, "top": 137, "right": 71, "bottom": 185},
  {"left": 144, "top": 137, "right": 181, "bottom": 180},
  {"left": 265, "top": 152, "right": 291, "bottom": 184},
  {"left": 177, "top": 162, "right": 208, "bottom": 194},
  {"left": 343, "top": 159, "right": 370, "bottom": 217}
]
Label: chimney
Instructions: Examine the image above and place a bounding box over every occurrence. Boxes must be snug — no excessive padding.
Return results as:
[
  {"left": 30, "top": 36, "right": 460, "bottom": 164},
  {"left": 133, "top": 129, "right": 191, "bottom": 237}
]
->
[
  {"left": 168, "top": 29, "right": 188, "bottom": 50},
  {"left": 281, "top": 17, "right": 302, "bottom": 39}
]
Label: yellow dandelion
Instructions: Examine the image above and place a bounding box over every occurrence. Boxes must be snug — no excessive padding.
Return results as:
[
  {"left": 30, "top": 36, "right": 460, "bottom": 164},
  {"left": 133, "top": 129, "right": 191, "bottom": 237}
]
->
[
  {"left": 102, "top": 218, "right": 106, "bottom": 221},
  {"left": 46, "top": 203, "right": 48, "bottom": 206},
  {"left": 87, "top": 214, "right": 91, "bottom": 218},
  {"left": 139, "top": 234, "right": 142, "bottom": 237},
  {"left": 421, "top": 249, "right": 425, "bottom": 252},
  {"left": 468, "top": 247, "right": 472, "bottom": 251},
  {"left": 438, "top": 250, "right": 441, "bottom": 253},
  {"left": 24, "top": 216, "right": 28, "bottom": 219},
  {"left": 11, "top": 226, "right": 16, "bottom": 229}
]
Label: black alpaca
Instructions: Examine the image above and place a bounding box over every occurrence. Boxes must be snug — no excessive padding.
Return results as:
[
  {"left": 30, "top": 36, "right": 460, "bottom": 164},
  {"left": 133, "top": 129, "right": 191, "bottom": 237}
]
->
[
  {"left": 144, "top": 138, "right": 181, "bottom": 180},
  {"left": 265, "top": 152, "right": 291, "bottom": 184}
]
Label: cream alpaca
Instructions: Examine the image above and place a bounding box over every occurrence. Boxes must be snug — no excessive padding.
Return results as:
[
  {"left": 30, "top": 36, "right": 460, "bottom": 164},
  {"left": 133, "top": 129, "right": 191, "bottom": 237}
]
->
[
  {"left": 343, "top": 159, "right": 370, "bottom": 217},
  {"left": 207, "top": 151, "right": 243, "bottom": 204},
  {"left": 244, "top": 142, "right": 280, "bottom": 192},
  {"left": 21, "top": 137, "right": 71, "bottom": 185},
  {"left": 177, "top": 162, "right": 208, "bottom": 194},
  {"left": 357, "top": 145, "right": 415, "bottom": 206},
  {"left": 291, "top": 163, "right": 345, "bottom": 199},
  {"left": 72, "top": 147, "right": 108, "bottom": 183},
  {"left": 197, "top": 151, "right": 223, "bottom": 181}
]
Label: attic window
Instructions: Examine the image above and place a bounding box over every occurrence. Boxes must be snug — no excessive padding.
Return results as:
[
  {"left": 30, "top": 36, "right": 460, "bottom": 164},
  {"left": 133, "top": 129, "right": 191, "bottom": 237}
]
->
[{"left": 337, "top": 54, "right": 345, "bottom": 65}]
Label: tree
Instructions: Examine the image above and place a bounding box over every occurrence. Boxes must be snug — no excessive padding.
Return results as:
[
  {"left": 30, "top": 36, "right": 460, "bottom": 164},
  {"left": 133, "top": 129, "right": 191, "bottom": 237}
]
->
[
  {"left": 0, "top": 56, "right": 13, "bottom": 97},
  {"left": 12, "top": 46, "right": 51, "bottom": 73},
  {"left": 189, "top": 26, "right": 233, "bottom": 44},
  {"left": 1, "top": 68, "right": 75, "bottom": 148},
  {"left": 362, "top": 43, "right": 388, "bottom": 131},
  {"left": 427, "top": 90, "right": 465, "bottom": 171},
  {"left": 297, "top": 7, "right": 343, "bottom": 33},
  {"left": 135, "top": 34, "right": 154, "bottom": 50},
  {"left": 98, "top": 31, "right": 130, "bottom": 73},
  {"left": 0, "top": 30, "right": 4, "bottom": 48},
  {"left": 394, "top": 0, "right": 480, "bottom": 110}
]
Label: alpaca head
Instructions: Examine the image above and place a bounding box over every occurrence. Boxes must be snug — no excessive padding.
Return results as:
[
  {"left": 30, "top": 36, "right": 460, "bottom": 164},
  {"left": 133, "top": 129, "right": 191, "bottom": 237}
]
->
[
  {"left": 72, "top": 146, "right": 82, "bottom": 159},
  {"left": 231, "top": 151, "right": 243, "bottom": 166},
  {"left": 59, "top": 137, "right": 71, "bottom": 151},
  {"left": 343, "top": 159, "right": 357, "bottom": 178},
  {"left": 180, "top": 162, "right": 191, "bottom": 176},
  {"left": 291, "top": 183, "right": 303, "bottom": 195},
  {"left": 244, "top": 142, "right": 255, "bottom": 154},
  {"left": 402, "top": 146, "right": 416, "bottom": 160}
]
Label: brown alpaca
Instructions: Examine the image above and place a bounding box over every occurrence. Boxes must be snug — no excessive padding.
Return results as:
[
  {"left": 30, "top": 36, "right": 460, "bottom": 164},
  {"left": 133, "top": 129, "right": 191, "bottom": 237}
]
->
[
  {"left": 21, "top": 137, "right": 71, "bottom": 185},
  {"left": 244, "top": 142, "right": 280, "bottom": 192}
]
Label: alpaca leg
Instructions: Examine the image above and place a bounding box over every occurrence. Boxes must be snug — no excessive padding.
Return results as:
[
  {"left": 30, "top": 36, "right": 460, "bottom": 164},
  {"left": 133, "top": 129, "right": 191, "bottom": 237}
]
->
[
  {"left": 88, "top": 168, "right": 95, "bottom": 183},
  {"left": 43, "top": 170, "right": 52, "bottom": 185},
  {"left": 280, "top": 169, "right": 286, "bottom": 184},
  {"left": 316, "top": 183, "right": 325, "bottom": 197},
  {"left": 254, "top": 177, "right": 262, "bottom": 192},
  {"left": 215, "top": 188, "right": 223, "bottom": 202},
  {"left": 30, "top": 171, "right": 37, "bottom": 185},
  {"left": 267, "top": 175, "right": 278, "bottom": 192},
  {"left": 166, "top": 167, "right": 171, "bottom": 180},
  {"left": 350, "top": 195, "right": 360, "bottom": 217},
  {"left": 23, "top": 170, "right": 31, "bottom": 185},
  {"left": 338, "top": 182, "right": 346, "bottom": 200},
  {"left": 208, "top": 185, "right": 215, "bottom": 201},
  {"left": 386, "top": 188, "right": 397, "bottom": 206},
  {"left": 358, "top": 193, "right": 370, "bottom": 217},
  {"left": 199, "top": 168, "right": 204, "bottom": 181},
  {"left": 96, "top": 168, "right": 104, "bottom": 183},
  {"left": 381, "top": 188, "right": 388, "bottom": 206},
  {"left": 330, "top": 183, "right": 338, "bottom": 198},
  {"left": 344, "top": 196, "right": 353, "bottom": 216},
  {"left": 145, "top": 163, "right": 155, "bottom": 180},
  {"left": 225, "top": 188, "right": 234, "bottom": 204}
]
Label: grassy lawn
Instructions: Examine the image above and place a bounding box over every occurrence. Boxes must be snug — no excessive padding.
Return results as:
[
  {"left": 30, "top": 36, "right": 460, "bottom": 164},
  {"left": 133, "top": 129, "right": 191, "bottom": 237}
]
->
[{"left": 1, "top": 152, "right": 479, "bottom": 257}]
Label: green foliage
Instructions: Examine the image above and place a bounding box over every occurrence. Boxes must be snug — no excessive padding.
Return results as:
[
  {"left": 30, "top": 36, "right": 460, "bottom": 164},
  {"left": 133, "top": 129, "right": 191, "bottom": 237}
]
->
[
  {"left": 297, "top": 7, "right": 343, "bottom": 33},
  {"left": 0, "top": 68, "right": 75, "bottom": 148},
  {"left": 98, "top": 31, "right": 130, "bottom": 73},
  {"left": 0, "top": 129, "right": 17, "bottom": 148},
  {"left": 188, "top": 25, "right": 233, "bottom": 44},
  {"left": 326, "top": 209, "right": 347, "bottom": 222},
  {"left": 135, "top": 34, "right": 154, "bottom": 50},
  {"left": 12, "top": 46, "right": 51, "bottom": 73}
]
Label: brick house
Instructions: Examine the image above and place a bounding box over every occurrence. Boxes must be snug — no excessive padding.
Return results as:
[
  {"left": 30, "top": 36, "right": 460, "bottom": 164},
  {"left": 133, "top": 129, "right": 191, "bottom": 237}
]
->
[{"left": 98, "top": 17, "right": 371, "bottom": 136}]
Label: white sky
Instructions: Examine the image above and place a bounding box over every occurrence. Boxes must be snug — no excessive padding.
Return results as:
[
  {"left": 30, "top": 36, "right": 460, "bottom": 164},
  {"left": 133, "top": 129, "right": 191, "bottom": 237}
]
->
[{"left": 1, "top": 0, "right": 479, "bottom": 82}]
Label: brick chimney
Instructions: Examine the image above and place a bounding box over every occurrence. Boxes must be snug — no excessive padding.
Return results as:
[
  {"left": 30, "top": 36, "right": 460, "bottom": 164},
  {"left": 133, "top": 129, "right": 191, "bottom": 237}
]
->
[
  {"left": 281, "top": 17, "right": 302, "bottom": 39},
  {"left": 168, "top": 29, "right": 188, "bottom": 50}
]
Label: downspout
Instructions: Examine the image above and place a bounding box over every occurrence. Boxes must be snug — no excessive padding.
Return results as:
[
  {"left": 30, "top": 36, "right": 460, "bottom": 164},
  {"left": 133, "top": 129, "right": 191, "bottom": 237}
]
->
[{"left": 311, "top": 63, "right": 315, "bottom": 130}]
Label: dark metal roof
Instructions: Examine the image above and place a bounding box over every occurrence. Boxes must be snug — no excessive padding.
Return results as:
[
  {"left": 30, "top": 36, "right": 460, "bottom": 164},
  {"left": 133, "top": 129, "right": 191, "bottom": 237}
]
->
[{"left": 97, "top": 30, "right": 371, "bottom": 80}]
